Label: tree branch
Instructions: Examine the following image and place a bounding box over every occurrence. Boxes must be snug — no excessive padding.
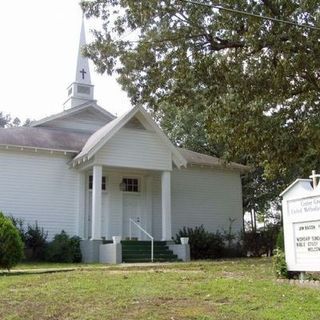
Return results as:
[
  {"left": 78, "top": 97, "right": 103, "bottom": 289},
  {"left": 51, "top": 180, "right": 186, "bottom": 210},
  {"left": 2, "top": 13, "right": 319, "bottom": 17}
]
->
[
  {"left": 261, "top": 0, "right": 281, "bottom": 16},
  {"left": 205, "top": 34, "right": 245, "bottom": 51}
]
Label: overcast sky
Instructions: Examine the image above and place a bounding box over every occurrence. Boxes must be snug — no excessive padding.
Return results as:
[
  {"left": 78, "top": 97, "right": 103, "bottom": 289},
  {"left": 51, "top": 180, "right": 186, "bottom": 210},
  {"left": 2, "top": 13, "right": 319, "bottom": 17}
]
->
[{"left": 0, "top": 0, "right": 131, "bottom": 122}]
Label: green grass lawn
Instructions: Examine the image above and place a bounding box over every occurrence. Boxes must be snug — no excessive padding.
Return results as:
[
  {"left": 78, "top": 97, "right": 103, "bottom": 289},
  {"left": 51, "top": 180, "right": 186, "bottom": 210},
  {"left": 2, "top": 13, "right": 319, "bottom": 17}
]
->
[{"left": 1, "top": 258, "right": 319, "bottom": 320}]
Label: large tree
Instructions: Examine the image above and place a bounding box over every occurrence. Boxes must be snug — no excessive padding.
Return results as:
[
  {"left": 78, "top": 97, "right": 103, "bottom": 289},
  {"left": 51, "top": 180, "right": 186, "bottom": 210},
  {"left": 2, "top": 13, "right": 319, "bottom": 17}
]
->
[{"left": 81, "top": 0, "right": 320, "bottom": 210}]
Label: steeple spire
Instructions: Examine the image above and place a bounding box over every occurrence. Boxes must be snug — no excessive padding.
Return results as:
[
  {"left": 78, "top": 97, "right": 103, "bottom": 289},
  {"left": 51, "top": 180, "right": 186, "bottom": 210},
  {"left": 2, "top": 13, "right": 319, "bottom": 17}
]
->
[
  {"left": 75, "top": 16, "right": 91, "bottom": 84},
  {"left": 63, "top": 16, "right": 95, "bottom": 110}
]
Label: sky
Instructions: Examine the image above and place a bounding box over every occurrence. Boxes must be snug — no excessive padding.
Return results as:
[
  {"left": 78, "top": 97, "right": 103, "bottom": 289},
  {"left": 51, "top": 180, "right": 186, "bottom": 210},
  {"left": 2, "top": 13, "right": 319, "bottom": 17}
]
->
[{"left": 0, "top": 0, "right": 131, "bottom": 122}]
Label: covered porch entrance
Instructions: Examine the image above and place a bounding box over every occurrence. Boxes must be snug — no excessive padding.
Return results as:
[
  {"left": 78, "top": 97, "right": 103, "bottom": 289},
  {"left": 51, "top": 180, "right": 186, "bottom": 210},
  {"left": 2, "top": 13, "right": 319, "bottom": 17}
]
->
[
  {"left": 81, "top": 165, "right": 172, "bottom": 242},
  {"left": 74, "top": 105, "right": 189, "bottom": 263}
]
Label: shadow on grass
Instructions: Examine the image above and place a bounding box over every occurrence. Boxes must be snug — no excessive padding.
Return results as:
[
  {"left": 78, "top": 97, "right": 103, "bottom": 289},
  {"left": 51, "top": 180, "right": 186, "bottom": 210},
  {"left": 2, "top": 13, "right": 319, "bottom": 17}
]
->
[{"left": 0, "top": 268, "right": 76, "bottom": 277}]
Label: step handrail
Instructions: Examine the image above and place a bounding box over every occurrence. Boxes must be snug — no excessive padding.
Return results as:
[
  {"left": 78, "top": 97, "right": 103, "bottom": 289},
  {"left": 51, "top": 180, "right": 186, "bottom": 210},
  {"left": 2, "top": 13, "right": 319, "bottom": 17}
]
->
[{"left": 129, "top": 218, "right": 154, "bottom": 262}]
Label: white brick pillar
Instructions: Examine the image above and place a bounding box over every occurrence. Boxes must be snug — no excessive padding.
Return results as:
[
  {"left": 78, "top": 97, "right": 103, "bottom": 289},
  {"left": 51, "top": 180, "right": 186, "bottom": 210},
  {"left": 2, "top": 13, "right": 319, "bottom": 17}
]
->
[
  {"left": 91, "top": 165, "right": 102, "bottom": 240},
  {"left": 161, "top": 171, "right": 172, "bottom": 241}
]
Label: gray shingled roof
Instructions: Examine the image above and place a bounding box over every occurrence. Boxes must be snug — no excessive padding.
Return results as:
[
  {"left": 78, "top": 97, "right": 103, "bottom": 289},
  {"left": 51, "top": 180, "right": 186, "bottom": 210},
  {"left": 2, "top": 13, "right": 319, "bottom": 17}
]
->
[
  {"left": 30, "top": 101, "right": 115, "bottom": 127},
  {"left": 178, "top": 148, "right": 249, "bottom": 172},
  {"left": 74, "top": 109, "right": 128, "bottom": 160},
  {"left": 0, "top": 127, "right": 90, "bottom": 152},
  {"left": 0, "top": 127, "right": 249, "bottom": 172}
]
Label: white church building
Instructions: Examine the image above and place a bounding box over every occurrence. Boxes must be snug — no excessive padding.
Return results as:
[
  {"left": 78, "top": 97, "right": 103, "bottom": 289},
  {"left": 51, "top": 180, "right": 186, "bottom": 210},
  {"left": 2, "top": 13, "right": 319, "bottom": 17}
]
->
[{"left": 0, "top": 20, "right": 248, "bottom": 263}]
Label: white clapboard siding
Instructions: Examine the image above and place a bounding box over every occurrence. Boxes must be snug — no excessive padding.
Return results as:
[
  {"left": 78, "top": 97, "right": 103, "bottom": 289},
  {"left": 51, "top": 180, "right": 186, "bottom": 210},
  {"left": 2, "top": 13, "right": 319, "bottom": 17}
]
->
[
  {"left": 95, "top": 128, "right": 172, "bottom": 171},
  {"left": 86, "top": 192, "right": 109, "bottom": 238},
  {"left": 171, "top": 167, "right": 243, "bottom": 236},
  {"left": 0, "top": 150, "right": 80, "bottom": 239},
  {"left": 151, "top": 167, "right": 243, "bottom": 240},
  {"left": 106, "top": 173, "right": 123, "bottom": 238},
  {"left": 39, "top": 109, "right": 112, "bottom": 133}
]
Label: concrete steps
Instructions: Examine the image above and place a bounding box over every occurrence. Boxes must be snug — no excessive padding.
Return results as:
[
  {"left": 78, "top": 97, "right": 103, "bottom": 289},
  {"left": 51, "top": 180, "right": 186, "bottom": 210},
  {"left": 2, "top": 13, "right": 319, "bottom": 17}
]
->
[{"left": 121, "top": 240, "right": 180, "bottom": 263}]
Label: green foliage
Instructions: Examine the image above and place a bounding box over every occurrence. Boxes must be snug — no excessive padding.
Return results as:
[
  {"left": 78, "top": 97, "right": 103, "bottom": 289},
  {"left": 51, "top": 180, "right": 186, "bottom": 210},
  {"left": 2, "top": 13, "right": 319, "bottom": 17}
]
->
[
  {"left": 242, "top": 168, "right": 284, "bottom": 218},
  {"left": 176, "top": 225, "right": 224, "bottom": 259},
  {"left": 7, "top": 219, "right": 49, "bottom": 261},
  {"left": 9, "top": 216, "right": 26, "bottom": 243},
  {"left": 81, "top": 0, "right": 320, "bottom": 212},
  {"left": 243, "top": 223, "right": 281, "bottom": 257},
  {"left": 69, "top": 236, "right": 82, "bottom": 263},
  {"left": 7, "top": 218, "right": 48, "bottom": 261},
  {"left": 276, "top": 227, "right": 285, "bottom": 251},
  {"left": 25, "top": 222, "right": 48, "bottom": 261},
  {"left": 46, "top": 231, "right": 82, "bottom": 263},
  {"left": 2, "top": 215, "right": 82, "bottom": 264},
  {"left": 0, "top": 212, "right": 24, "bottom": 270},
  {"left": 273, "top": 249, "right": 288, "bottom": 278},
  {"left": 223, "top": 218, "right": 237, "bottom": 248},
  {"left": 221, "top": 218, "right": 244, "bottom": 257}
]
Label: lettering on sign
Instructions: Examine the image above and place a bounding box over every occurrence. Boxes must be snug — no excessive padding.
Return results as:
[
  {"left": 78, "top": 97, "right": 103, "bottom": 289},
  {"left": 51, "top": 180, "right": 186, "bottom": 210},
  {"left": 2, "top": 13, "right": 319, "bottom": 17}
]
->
[
  {"left": 294, "top": 220, "right": 320, "bottom": 264},
  {"left": 288, "top": 196, "right": 320, "bottom": 216}
]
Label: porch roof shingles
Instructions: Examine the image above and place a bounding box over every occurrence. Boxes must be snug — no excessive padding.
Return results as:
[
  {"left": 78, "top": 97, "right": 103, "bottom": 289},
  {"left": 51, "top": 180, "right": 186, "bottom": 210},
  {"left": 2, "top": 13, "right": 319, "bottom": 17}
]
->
[{"left": 0, "top": 127, "right": 90, "bottom": 152}]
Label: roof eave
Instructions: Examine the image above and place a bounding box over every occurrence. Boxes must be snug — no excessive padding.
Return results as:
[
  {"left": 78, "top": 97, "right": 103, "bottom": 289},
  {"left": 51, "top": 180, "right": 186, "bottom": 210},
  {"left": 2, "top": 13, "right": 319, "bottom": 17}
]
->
[
  {"left": 188, "top": 162, "right": 251, "bottom": 173},
  {"left": 0, "top": 143, "right": 79, "bottom": 155}
]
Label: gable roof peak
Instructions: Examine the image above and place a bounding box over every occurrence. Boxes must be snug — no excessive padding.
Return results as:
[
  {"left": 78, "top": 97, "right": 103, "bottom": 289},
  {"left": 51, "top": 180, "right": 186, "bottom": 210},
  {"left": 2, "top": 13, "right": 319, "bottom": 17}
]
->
[
  {"left": 31, "top": 102, "right": 115, "bottom": 129},
  {"left": 73, "top": 105, "right": 187, "bottom": 168}
]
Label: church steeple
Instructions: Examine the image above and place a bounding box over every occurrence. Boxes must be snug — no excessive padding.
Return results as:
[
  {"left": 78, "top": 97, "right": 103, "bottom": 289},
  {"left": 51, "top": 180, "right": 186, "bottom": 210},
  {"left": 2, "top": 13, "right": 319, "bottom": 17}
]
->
[
  {"left": 75, "top": 17, "right": 91, "bottom": 84},
  {"left": 63, "top": 16, "right": 94, "bottom": 110}
]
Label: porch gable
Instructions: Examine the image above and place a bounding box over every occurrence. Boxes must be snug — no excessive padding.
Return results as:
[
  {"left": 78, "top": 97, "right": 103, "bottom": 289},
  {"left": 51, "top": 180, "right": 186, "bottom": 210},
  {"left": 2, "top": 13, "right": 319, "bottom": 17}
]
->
[
  {"left": 94, "top": 127, "right": 172, "bottom": 171},
  {"left": 73, "top": 106, "right": 187, "bottom": 169}
]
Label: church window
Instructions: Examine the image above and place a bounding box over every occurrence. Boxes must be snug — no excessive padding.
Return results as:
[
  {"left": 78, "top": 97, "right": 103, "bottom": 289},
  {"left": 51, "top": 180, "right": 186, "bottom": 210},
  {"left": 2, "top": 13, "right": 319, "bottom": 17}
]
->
[
  {"left": 89, "top": 175, "right": 106, "bottom": 191},
  {"left": 101, "top": 176, "right": 106, "bottom": 191},
  {"left": 89, "top": 175, "right": 92, "bottom": 190},
  {"left": 77, "top": 85, "right": 90, "bottom": 95},
  {"left": 122, "top": 178, "right": 139, "bottom": 192}
]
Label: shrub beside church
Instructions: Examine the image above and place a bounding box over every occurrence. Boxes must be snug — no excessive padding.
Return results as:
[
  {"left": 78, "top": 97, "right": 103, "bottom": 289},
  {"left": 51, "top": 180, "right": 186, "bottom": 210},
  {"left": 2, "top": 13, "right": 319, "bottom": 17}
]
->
[{"left": 0, "top": 212, "right": 24, "bottom": 270}]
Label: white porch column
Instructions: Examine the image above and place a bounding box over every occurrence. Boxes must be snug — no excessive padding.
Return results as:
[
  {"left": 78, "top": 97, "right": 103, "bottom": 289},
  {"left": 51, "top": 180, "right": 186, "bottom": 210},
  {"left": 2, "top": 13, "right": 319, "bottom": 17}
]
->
[
  {"left": 161, "top": 171, "right": 172, "bottom": 241},
  {"left": 91, "top": 165, "right": 102, "bottom": 240},
  {"left": 78, "top": 172, "right": 86, "bottom": 239}
]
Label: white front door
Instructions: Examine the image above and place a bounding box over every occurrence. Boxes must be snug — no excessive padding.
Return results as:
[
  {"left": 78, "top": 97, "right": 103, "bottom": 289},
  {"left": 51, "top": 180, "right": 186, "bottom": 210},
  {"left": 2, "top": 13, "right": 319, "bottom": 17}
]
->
[{"left": 123, "top": 193, "right": 142, "bottom": 239}]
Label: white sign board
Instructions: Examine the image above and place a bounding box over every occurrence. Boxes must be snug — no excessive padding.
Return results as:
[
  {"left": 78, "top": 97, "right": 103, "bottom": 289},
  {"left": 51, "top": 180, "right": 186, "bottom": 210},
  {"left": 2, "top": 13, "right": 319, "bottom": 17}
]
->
[
  {"left": 282, "top": 181, "right": 320, "bottom": 271},
  {"left": 294, "top": 220, "right": 320, "bottom": 264}
]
